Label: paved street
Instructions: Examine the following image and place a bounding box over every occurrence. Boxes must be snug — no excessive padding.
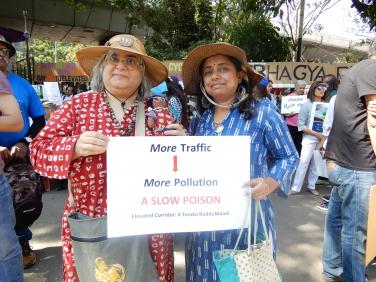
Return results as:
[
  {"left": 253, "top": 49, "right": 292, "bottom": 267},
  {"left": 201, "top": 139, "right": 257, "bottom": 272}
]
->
[{"left": 25, "top": 183, "right": 376, "bottom": 281}]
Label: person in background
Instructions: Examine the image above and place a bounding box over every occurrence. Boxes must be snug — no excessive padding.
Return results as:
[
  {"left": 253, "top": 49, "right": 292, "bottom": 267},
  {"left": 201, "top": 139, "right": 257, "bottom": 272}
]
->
[
  {"left": 284, "top": 80, "right": 307, "bottom": 155},
  {"left": 0, "top": 34, "right": 46, "bottom": 269},
  {"left": 316, "top": 74, "right": 339, "bottom": 211},
  {"left": 62, "top": 86, "right": 74, "bottom": 102},
  {"left": 266, "top": 78, "right": 279, "bottom": 110},
  {"left": 151, "top": 78, "right": 189, "bottom": 129},
  {"left": 0, "top": 70, "right": 24, "bottom": 282},
  {"left": 289, "top": 82, "right": 328, "bottom": 196},
  {"left": 322, "top": 74, "right": 338, "bottom": 102},
  {"left": 42, "top": 101, "right": 58, "bottom": 121},
  {"left": 29, "top": 34, "right": 185, "bottom": 282},
  {"left": 182, "top": 42, "right": 298, "bottom": 281},
  {"left": 322, "top": 43, "right": 376, "bottom": 282}
]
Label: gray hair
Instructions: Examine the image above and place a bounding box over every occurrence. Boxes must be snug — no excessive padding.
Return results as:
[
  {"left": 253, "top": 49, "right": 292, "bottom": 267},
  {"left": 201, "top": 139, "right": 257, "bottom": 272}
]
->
[
  {"left": 295, "top": 80, "right": 307, "bottom": 88},
  {"left": 90, "top": 50, "right": 153, "bottom": 98}
]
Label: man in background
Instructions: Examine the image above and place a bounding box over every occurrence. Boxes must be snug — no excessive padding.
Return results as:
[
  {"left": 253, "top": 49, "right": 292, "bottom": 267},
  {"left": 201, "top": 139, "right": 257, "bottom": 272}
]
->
[
  {"left": 62, "top": 86, "right": 74, "bottom": 102},
  {"left": 0, "top": 34, "right": 46, "bottom": 269},
  {"left": 322, "top": 42, "right": 376, "bottom": 282},
  {"left": 0, "top": 70, "right": 24, "bottom": 281}
]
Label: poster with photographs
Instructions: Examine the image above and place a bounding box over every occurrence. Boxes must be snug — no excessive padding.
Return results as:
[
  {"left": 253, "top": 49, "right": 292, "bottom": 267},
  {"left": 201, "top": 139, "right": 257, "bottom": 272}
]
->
[{"left": 309, "top": 102, "right": 329, "bottom": 133}]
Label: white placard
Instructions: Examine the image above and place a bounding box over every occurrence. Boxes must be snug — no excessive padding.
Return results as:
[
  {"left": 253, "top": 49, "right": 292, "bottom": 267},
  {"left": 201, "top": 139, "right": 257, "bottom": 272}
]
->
[
  {"left": 107, "top": 136, "right": 250, "bottom": 237},
  {"left": 43, "top": 82, "right": 63, "bottom": 105},
  {"left": 281, "top": 95, "right": 307, "bottom": 114}
]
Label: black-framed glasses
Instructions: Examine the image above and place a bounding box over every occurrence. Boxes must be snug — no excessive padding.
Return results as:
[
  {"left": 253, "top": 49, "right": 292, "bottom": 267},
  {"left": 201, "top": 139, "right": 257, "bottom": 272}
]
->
[
  {"left": 0, "top": 48, "right": 10, "bottom": 57},
  {"left": 105, "top": 53, "right": 141, "bottom": 70}
]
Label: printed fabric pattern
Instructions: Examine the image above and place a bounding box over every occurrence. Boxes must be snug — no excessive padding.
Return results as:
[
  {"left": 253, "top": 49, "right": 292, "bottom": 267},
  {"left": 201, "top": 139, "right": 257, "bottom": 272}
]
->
[
  {"left": 30, "top": 91, "right": 174, "bottom": 282},
  {"left": 186, "top": 101, "right": 298, "bottom": 281}
]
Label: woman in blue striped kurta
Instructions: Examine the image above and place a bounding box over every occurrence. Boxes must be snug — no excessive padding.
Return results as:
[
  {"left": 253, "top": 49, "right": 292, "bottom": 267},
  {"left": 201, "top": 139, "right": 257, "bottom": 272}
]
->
[{"left": 182, "top": 43, "right": 298, "bottom": 282}]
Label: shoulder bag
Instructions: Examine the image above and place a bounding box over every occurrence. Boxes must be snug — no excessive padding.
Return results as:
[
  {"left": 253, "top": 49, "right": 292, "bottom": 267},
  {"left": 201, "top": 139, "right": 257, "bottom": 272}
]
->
[{"left": 213, "top": 199, "right": 282, "bottom": 282}]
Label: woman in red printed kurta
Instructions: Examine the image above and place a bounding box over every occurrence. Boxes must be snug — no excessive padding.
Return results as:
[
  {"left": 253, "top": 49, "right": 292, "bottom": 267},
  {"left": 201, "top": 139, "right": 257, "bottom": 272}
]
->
[{"left": 29, "top": 34, "right": 185, "bottom": 282}]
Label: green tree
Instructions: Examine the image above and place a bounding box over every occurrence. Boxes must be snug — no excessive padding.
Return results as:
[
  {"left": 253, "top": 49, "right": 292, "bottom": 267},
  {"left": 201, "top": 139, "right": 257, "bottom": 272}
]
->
[
  {"left": 29, "top": 39, "right": 85, "bottom": 63},
  {"left": 351, "top": 0, "right": 376, "bottom": 30},
  {"left": 228, "top": 15, "right": 290, "bottom": 61},
  {"left": 144, "top": 0, "right": 200, "bottom": 59},
  {"left": 194, "top": 0, "right": 213, "bottom": 39}
]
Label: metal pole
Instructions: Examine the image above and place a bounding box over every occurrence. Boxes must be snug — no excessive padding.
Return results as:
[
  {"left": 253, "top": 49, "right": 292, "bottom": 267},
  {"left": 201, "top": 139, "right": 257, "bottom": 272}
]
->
[
  {"left": 23, "top": 10, "right": 32, "bottom": 82},
  {"left": 296, "top": 0, "right": 305, "bottom": 62}
]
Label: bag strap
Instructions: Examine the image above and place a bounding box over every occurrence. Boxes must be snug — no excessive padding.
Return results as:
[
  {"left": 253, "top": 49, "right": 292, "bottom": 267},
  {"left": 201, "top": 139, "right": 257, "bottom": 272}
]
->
[
  {"left": 231, "top": 198, "right": 269, "bottom": 255},
  {"left": 68, "top": 99, "right": 145, "bottom": 209}
]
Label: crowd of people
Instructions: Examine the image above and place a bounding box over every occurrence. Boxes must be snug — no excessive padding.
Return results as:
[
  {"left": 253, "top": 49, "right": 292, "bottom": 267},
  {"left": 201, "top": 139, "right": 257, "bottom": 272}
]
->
[{"left": 0, "top": 31, "right": 375, "bottom": 282}]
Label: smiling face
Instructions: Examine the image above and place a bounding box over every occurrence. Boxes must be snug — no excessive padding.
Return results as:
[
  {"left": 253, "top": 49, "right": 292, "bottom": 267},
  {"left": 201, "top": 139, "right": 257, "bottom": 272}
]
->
[
  {"left": 102, "top": 49, "right": 143, "bottom": 99},
  {"left": 201, "top": 55, "right": 242, "bottom": 104}
]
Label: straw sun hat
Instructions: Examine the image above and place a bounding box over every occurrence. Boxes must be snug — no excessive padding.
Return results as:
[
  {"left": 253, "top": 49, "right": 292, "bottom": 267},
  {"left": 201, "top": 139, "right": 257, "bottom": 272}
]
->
[
  {"left": 182, "top": 42, "right": 262, "bottom": 96},
  {"left": 76, "top": 34, "right": 168, "bottom": 87}
]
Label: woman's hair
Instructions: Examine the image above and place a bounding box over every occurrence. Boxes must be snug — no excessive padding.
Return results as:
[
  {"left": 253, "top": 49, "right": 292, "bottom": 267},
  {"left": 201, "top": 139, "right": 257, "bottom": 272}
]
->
[
  {"left": 90, "top": 50, "right": 153, "bottom": 98},
  {"left": 253, "top": 84, "right": 271, "bottom": 100},
  {"left": 295, "top": 80, "right": 307, "bottom": 89},
  {"left": 196, "top": 55, "right": 256, "bottom": 120},
  {"left": 322, "top": 74, "right": 338, "bottom": 91},
  {"left": 307, "top": 81, "right": 327, "bottom": 102}
]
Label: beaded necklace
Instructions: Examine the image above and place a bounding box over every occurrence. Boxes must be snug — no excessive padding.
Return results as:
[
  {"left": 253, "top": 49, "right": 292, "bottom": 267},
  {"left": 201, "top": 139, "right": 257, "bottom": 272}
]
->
[{"left": 105, "top": 94, "right": 140, "bottom": 136}]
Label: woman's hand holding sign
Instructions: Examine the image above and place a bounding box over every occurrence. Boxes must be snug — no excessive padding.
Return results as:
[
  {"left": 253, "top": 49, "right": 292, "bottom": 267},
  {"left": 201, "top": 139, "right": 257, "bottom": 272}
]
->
[{"left": 243, "top": 177, "right": 279, "bottom": 200}]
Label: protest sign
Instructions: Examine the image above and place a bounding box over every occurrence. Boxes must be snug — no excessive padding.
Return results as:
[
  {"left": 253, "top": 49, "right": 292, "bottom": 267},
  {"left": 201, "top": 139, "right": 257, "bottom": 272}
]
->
[
  {"left": 43, "top": 82, "right": 63, "bottom": 105},
  {"left": 107, "top": 136, "right": 250, "bottom": 237},
  {"left": 309, "top": 102, "right": 329, "bottom": 133},
  {"left": 281, "top": 95, "right": 307, "bottom": 114}
]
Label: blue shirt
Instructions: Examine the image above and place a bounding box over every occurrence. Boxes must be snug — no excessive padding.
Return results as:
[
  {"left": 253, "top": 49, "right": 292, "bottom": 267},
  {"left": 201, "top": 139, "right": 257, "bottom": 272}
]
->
[
  {"left": 0, "top": 73, "right": 45, "bottom": 148},
  {"left": 186, "top": 101, "right": 298, "bottom": 281}
]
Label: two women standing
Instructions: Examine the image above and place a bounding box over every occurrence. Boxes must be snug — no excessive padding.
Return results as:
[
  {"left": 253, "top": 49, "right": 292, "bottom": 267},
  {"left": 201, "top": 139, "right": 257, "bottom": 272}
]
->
[{"left": 30, "top": 36, "right": 298, "bottom": 281}]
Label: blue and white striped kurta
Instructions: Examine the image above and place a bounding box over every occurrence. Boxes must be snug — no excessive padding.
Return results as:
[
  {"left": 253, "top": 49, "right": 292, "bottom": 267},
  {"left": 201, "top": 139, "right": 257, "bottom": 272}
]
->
[{"left": 186, "top": 100, "right": 299, "bottom": 282}]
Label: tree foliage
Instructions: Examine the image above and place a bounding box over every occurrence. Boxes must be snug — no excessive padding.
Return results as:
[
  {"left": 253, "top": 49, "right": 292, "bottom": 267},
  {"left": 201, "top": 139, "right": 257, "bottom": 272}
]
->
[
  {"left": 228, "top": 15, "right": 290, "bottom": 61},
  {"left": 351, "top": 0, "right": 376, "bottom": 30},
  {"left": 29, "top": 39, "right": 85, "bottom": 63}
]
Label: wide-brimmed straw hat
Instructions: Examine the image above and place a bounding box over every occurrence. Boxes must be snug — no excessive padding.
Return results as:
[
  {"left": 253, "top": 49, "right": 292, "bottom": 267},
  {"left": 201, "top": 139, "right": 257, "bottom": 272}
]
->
[
  {"left": 76, "top": 34, "right": 168, "bottom": 87},
  {"left": 0, "top": 35, "right": 16, "bottom": 57},
  {"left": 182, "top": 42, "right": 262, "bottom": 96}
]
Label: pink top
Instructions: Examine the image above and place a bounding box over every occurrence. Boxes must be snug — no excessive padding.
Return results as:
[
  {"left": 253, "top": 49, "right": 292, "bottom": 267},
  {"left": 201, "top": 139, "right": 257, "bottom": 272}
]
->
[{"left": 284, "top": 92, "right": 299, "bottom": 127}]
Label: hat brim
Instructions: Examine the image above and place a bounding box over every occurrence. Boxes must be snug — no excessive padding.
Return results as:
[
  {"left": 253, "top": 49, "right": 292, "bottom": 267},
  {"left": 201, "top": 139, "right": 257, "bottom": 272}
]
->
[
  {"left": 182, "top": 43, "right": 262, "bottom": 96},
  {"left": 0, "top": 40, "right": 16, "bottom": 57},
  {"left": 76, "top": 46, "right": 168, "bottom": 87}
]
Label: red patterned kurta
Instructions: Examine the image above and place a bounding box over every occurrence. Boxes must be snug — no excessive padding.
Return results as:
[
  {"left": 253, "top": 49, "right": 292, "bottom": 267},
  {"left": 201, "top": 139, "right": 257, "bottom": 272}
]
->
[{"left": 30, "top": 91, "right": 174, "bottom": 282}]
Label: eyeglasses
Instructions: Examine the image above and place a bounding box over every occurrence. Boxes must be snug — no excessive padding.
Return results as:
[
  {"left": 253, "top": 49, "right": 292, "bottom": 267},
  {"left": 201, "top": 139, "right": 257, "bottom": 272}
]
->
[
  {"left": 316, "top": 86, "right": 327, "bottom": 92},
  {"left": 105, "top": 53, "right": 141, "bottom": 70},
  {"left": 0, "top": 48, "right": 10, "bottom": 57}
]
